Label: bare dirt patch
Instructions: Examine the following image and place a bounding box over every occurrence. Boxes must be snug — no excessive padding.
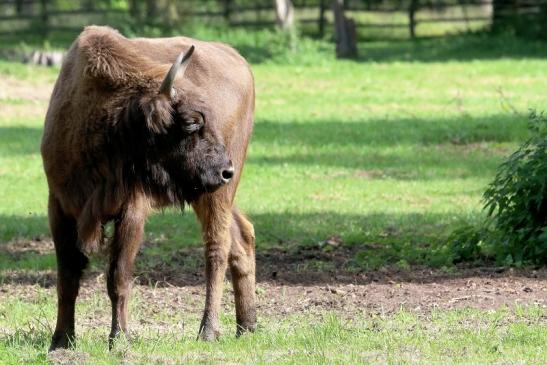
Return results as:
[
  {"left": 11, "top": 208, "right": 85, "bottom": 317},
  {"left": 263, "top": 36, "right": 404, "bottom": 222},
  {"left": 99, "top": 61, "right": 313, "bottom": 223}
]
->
[
  {"left": 0, "top": 75, "right": 52, "bottom": 120},
  {"left": 47, "top": 349, "right": 89, "bottom": 365},
  {"left": 0, "top": 75, "right": 53, "bottom": 103},
  {"left": 1, "top": 238, "right": 546, "bottom": 319},
  {"left": 2, "top": 236, "right": 53, "bottom": 256}
]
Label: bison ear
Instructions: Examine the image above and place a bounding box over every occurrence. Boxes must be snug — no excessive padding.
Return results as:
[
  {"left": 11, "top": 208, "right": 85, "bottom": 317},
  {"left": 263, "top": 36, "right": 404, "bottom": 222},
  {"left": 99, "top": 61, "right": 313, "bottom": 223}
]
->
[
  {"left": 125, "top": 96, "right": 173, "bottom": 135},
  {"left": 139, "top": 96, "right": 174, "bottom": 134}
]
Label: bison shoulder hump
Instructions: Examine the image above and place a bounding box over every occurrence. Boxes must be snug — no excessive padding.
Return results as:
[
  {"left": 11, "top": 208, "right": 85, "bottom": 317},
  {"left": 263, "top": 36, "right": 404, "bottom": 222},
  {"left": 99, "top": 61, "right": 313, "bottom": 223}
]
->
[{"left": 75, "top": 26, "right": 148, "bottom": 85}]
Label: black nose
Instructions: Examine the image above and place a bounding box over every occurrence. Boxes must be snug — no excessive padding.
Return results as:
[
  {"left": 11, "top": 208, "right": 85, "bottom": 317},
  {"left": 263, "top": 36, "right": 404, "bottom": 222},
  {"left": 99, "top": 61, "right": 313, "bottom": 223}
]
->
[{"left": 221, "top": 166, "right": 234, "bottom": 183}]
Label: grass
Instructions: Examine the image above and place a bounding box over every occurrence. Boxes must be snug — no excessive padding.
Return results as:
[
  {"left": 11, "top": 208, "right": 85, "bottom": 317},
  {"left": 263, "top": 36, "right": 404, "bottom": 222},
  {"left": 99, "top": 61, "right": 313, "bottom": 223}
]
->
[
  {"left": 2, "top": 35, "right": 545, "bottom": 268},
  {"left": 1, "top": 292, "right": 546, "bottom": 364},
  {"left": 0, "top": 30, "right": 547, "bottom": 363}
]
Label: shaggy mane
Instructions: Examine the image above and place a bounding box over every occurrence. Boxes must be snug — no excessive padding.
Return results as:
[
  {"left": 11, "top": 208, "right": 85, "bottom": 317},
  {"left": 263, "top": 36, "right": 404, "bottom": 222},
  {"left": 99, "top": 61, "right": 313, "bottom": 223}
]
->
[{"left": 77, "top": 26, "right": 165, "bottom": 87}]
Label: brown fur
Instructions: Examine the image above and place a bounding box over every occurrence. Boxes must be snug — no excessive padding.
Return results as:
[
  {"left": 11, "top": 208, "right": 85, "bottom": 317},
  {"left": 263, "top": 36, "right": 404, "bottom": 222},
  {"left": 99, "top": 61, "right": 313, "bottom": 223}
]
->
[{"left": 42, "top": 26, "right": 256, "bottom": 350}]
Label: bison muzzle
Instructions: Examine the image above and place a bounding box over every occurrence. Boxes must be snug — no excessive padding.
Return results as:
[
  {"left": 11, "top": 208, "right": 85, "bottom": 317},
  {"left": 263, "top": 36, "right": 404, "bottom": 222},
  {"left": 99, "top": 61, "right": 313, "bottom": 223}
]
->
[{"left": 41, "top": 26, "right": 256, "bottom": 351}]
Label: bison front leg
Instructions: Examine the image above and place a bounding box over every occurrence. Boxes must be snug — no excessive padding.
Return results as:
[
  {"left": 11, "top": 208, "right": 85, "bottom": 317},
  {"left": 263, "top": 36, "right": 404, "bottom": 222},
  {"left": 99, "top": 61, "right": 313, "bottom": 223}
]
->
[
  {"left": 49, "top": 196, "right": 89, "bottom": 351},
  {"left": 107, "top": 196, "right": 147, "bottom": 349},
  {"left": 194, "top": 195, "right": 232, "bottom": 341},
  {"left": 229, "top": 209, "right": 257, "bottom": 335}
]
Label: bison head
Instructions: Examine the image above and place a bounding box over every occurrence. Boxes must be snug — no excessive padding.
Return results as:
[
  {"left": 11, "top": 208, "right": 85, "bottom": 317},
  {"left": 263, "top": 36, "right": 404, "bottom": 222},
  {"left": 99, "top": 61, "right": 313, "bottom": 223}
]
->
[{"left": 118, "top": 46, "right": 233, "bottom": 204}]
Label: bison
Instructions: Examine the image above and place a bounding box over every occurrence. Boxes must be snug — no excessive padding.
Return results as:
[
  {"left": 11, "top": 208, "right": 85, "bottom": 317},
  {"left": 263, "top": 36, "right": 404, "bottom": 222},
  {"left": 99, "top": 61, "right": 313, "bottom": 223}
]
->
[{"left": 41, "top": 26, "right": 256, "bottom": 351}]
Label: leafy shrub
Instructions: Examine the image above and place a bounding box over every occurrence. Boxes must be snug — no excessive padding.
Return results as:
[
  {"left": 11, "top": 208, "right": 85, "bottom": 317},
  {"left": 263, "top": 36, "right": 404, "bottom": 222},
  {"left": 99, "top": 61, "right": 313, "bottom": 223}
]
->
[
  {"left": 449, "top": 111, "right": 547, "bottom": 266},
  {"left": 446, "top": 223, "right": 490, "bottom": 263},
  {"left": 482, "top": 111, "right": 547, "bottom": 265}
]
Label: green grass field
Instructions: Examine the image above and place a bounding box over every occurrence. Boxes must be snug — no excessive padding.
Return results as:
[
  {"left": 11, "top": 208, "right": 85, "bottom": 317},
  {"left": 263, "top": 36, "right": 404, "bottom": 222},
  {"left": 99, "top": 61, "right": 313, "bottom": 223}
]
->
[{"left": 1, "top": 32, "right": 547, "bottom": 363}]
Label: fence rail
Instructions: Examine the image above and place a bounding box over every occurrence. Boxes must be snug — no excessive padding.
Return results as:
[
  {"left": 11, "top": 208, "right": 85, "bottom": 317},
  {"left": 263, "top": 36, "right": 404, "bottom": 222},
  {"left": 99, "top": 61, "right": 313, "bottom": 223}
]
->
[{"left": 0, "top": 1, "right": 545, "bottom": 39}]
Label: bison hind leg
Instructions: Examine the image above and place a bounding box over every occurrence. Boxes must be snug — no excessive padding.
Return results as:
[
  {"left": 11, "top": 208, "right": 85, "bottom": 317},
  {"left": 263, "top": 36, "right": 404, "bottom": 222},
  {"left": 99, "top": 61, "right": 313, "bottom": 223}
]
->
[
  {"left": 106, "top": 196, "right": 147, "bottom": 349},
  {"left": 229, "top": 208, "right": 257, "bottom": 336}
]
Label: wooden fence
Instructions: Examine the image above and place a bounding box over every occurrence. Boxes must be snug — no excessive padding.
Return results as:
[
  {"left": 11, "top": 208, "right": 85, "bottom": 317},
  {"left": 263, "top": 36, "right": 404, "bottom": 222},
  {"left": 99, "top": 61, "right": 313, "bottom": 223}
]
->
[{"left": 0, "top": 0, "right": 545, "bottom": 39}]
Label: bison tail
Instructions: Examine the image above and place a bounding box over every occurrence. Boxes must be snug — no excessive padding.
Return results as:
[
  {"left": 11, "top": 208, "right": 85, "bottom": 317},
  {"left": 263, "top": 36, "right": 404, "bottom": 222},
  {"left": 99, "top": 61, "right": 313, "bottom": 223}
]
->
[
  {"left": 77, "top": 213, "right": 103, "bottom": 256},
  {"left": 76, "top": 187, "right": 108, "bottom": 256}
]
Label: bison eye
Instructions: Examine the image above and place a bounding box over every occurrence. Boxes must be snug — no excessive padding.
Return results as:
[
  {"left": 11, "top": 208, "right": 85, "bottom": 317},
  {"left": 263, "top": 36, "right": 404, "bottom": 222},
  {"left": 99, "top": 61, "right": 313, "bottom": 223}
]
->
[{"left": 177, "top": 111, "right": 204, "bottom": 133}]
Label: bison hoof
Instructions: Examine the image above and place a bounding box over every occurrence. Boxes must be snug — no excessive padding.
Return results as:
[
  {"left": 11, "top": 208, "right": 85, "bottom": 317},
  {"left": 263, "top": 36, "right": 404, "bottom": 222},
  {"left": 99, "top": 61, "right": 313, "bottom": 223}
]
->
[
  {"left": 49, "top": 331, "right": 75, "bottom": 352},
  {"left": 198, "top": 327, "right": 221, "bottom": 341},
  {"left": 198, "top": 319, "right": 220, "bottom": 341},
  {"left": 108, "top": 330, "right": 131, "bottom": 350},
  {"left": 236, "top": 322, "right": 257, "bottom": 337}
]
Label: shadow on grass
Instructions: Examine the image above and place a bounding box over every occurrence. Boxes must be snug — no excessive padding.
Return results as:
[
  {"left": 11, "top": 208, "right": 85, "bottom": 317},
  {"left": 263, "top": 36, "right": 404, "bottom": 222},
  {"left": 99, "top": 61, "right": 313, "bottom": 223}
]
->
[
  {"left": 0, "top": 126, "right": 42, "bottom": 156},
  {"left": 252, "top": 114, "right": 528, "bottom": 148},
  {"left": 0, "top": 113, "right": 527, "bottom": 158},
  {"left": 0, "top": 114, "right": 523, "bottom": 184},
  {"left": 1, "top": 211, "right": 543, "bottom": 287},
  {"left": 0, "top": 214, "right": 48, "bottom": 242},
  {"left": 248, "top": 113, "right": 526, "bottom": 177},
  {"left": 355, "top": 34, "right": 547, "bottom": 63},
  {"left": 249, "top": 150, "right": 504, "bottom": 179}
]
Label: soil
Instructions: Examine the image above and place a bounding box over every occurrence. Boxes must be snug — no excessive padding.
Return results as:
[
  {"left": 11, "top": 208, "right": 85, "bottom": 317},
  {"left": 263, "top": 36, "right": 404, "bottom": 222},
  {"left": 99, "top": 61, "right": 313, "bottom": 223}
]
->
[
  {"left": 0, "top": 75, "right": 52, "bottom": 120},
  {"left": 1, "top": 238, "right": 546, "bottom": 319},
  {"left": 0, "top": 75, "right": 53, "bottom": 102}
]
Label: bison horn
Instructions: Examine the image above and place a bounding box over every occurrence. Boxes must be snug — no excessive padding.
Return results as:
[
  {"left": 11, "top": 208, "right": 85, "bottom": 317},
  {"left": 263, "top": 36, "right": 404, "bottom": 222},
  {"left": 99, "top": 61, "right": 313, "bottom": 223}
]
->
[{"left": 159, "top": 45, "right": 195, "bottom": 98}]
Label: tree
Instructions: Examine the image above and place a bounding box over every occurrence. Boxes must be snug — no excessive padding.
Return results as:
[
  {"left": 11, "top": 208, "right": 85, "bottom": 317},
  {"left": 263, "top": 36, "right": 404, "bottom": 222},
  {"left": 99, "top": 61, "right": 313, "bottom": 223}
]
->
[
  {"left": 333, "top": 0, "right": 358, "bottom": 59},
  {"left": 492, "top": 0, "right": 518, "bottom": 32},
  {"left": 274, "top": 0, "right": 294, "bottom": 30}
]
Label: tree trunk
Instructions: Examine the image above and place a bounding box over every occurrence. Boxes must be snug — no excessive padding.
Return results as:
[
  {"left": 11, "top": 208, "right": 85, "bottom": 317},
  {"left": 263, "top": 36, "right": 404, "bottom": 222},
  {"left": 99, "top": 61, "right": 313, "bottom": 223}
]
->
[
  {"left": 492, "top": 0, "right": 518, "bottom": 32},
  {"left": 82, "top": 0, "right": 95, "bottom": 11},
  {"left": 39, "top": 0, "right": 48, "bottom": 37},
  {"left": 128, "top": 0, "right": 143, "bottom": 23},
  {"left": 408, "top": 0, "right": 418, "bottom": 39},
  {"left": 541, "top": 1, "right": 547, "bottom": 39},
  {"left": 164, "top": 0, "right": 179, "bottom": 26},
  {"left": 146, "top": 0, "right": 158, "bottom": 25},
  {"left": 274, "top": 0, "right": 294, "bottom": 30},
  {"left": 15, "top": 0, "right": 23, "bottom": 14},
  {"left": 222, "top": 0, "right": 232, "bottom": 22},
  {"left": 333, "top": 0, "right": 358, "bottom": 59},
  {"left": 318, "top": 0, "right": 326, "bottom": 37}
]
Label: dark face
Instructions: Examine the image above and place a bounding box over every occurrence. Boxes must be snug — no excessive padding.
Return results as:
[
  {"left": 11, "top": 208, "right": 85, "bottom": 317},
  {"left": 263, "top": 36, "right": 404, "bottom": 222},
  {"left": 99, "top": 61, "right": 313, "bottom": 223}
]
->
[
  {"left": 162, "top": 104, "right": 234, "bottom": 199},
  {"left": 120, "top": 96, "right": 233, "bottom": 203}
]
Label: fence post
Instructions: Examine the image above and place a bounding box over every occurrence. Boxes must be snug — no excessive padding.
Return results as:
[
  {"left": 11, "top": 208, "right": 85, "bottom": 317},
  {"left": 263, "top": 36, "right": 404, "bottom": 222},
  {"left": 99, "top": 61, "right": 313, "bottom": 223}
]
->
[
  {"left": 15, "top": 0, "right": 23, "bottom": 15},
  {"left": 409, "top": 0, "right": 418, "bottom": 39},
  {"left": 40, "top": 0, "right": 48, "bottom": 37},
  {"left": 333, "top": 0, "right": 358, "bottom": 58},
  {"left": 222, "top": 0, "right": 232, "bottom": 22},
  {"left": 318, "top": 0, "right": 326, "bottom": 37}
]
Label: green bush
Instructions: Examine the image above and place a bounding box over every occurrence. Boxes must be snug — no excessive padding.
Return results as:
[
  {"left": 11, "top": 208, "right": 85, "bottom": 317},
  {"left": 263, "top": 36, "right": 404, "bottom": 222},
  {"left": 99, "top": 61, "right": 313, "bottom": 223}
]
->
[
  {"left": 446, "top": 223, "right": 491, "bottom": 264},
  {"left": 449, "top": 111, "right": 547, "bottom": 266},
  {"left": 483, "top": 111, "right": 547, "bottom": 265}
]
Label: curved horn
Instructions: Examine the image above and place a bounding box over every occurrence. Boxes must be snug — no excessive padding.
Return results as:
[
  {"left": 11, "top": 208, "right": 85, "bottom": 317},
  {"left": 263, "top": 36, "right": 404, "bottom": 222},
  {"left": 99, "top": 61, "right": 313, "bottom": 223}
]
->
[{"left": 159, "top": 45, "right": 195, "bottom": 98}]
